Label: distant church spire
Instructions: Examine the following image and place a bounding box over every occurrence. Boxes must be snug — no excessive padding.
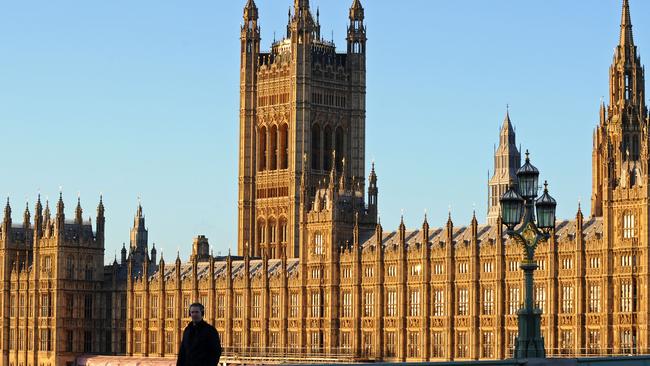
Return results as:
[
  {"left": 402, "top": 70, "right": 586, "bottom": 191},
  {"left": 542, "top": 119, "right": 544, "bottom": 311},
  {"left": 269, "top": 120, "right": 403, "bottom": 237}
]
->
[{"left": 487, "top": 109, "right": 521, "bottom": 225}]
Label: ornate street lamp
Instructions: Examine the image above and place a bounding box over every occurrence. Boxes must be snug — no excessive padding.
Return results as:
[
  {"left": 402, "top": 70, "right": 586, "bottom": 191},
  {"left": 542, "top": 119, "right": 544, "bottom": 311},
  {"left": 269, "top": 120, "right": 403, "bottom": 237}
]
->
[{"left": 500, "top": 151, "right": 557, "bottom": 359}]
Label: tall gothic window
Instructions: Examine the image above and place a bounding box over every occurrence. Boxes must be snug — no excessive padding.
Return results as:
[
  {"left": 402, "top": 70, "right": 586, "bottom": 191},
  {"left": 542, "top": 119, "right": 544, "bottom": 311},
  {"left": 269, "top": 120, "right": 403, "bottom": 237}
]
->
[
  {"left": 432, "top": 332, "right": 444, "bottom": 358},
  {"left": 342, "top": 291, "right": 352, "bottom": 318},
  {"left": 482, "top": 331, "right": 494, "bottom": 358},
  {"left": 456, "top": 331, "right": 468, "bottom": 358},
  {"left": 587, "top": 329, "right": 600, "bottom": 354},
  {"left": 311, "top": 124, "right": 321, "bottom": 170},
  {"left": 588, "top": 284, "right": 601, "bottom": 313},
  {"left": 335, "top": 126, "right": 344, "bottom": 172},
  {"left": 271, "top": 292, "right": 280, "bottom": 319},
  {"left": 279, "top": 124, "right": 288, "bottom": 169},
  {"left": 269, "top": 221, "right": 277, "bottom": 244},
  {"left": 560, "top": 330, "right": 573, "bottom": 355},
  {"left": 313, "top": 232, "right": 323, "bottom": 255},
  {"left": 258, "top": 126, "right": 267, "bottom": 171},
  {"left": 508, "top": 286, "right": 520, "bottom": 315},
  {"left": 290, "top": 292, "right": 300, "bottom": 318},
  {"left": 624, "top": 213, "right": 635, "bottom": 239},
  {"left": 409, "top": 288, "right": 420, "bottom": 317},
  {"left": 234, "top": 294, "right": 243, "bottom": 318},
  {"left": 364, "top": 291, "right": 374, "bottom": 317},
  {"left": 166, "top": 295, "right": 175, "bottom": 319},
  {"left": 621, "top": 281, "right": 634, "bottom": 312},
  {"left": 386, "top": 290, "right": 397, "bottom": 317},
  {"left": 621, "top": 329, "right": 634, "bottom": 353},
  {"left": 408, "top": 331, "right": 420, "bottom": 358},
  {"left": 561, "top": 285, "right": 574, "bottom": 313},
  {"left": 483, "top": 287, "right": 494, "bottom": 315},
  {"left": 385, "top": 332, "right": 396, "bottom": 357},
  {"left": 324, "top": 126, "right": 333, "bottom": 171},
  {"left": 269, "top": 125, "right": 278, "bottom": 170},
  {"left": 311, "top": 291, "right": 323, "bottom": 318},
  {"left": 251, "top": 293, "right": 260, "bottom": 318},
  {"left": 150, "top": 295, "right": 158, "bottom": 318},
  {"left": 434, "top": 289, "right": 445, "bottom": 316},
  {"left": 457, "top": 288, "right": 468, "bottom": 316},
  {"left": 535, "top": 286, "right": 546, "bottom": 313},
  {"left": 280, "top": 219, "right": 288, "bottom": 244},
  {"left": 258, "top": 221, "right": 266, "bottom": 246}
]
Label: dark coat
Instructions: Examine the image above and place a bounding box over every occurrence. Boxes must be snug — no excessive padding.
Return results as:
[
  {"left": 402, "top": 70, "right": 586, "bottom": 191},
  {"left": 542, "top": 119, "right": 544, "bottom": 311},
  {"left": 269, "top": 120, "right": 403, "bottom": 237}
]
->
[{"left": 177, "top": 320, "right": 222, "bottom": 366}]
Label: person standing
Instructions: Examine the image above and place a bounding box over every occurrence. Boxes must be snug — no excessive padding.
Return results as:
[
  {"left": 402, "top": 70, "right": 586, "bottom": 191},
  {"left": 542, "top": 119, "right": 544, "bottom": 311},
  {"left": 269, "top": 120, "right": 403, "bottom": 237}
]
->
[{"left": 177, "top": 302, "right": 222, "bottom": 366}]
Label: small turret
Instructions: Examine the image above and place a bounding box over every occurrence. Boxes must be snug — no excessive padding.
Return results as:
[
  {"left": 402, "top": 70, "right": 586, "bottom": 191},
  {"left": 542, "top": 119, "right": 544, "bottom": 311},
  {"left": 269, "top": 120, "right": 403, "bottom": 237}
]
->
[
  {"left": 4, "top": 197, "right": 12, "bottom": 228},
  {"left": 398, "top": 214, "right": 406, "bottom": 245},
  {"left": 151, "top": 243, "right": 157, "bottom": 266},
  {"left": 121, "top": 243, "right": 127, "bottom": 265},
  {"left": 367, "top": 162, "right": 378, "bottom": 221},
  {"left": 23, "top": 201, "right": 30, "bottom": 229},
  {"left": 56, "top": 192, "right": 65, "bottom": 233},
  {"left": 34, "top": 194, "right": 43, "bottom": 238},
  {"left": 75, "top": 196, "right": 83, "bottom": 225},
  {"left": 159, "top": 251, "right": 165, "bottom": 272},
  {"left": 347, "top": 0, "right": 366, "bottom": 55},
  {"left": 421, "top": 212, "right": 429, "bottom": 248},
  {"left": 43, "top": 199, "right": 51, "bottom": 237},
  {"left": 96, "top": 195, "right": 105, "bottom": 243}
]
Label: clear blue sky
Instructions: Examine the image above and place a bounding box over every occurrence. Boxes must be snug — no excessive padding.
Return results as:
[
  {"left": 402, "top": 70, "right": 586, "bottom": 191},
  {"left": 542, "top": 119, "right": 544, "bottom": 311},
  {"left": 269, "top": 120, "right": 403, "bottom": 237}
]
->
[{"left": 0, "top": 1, "right": 647, "bottom": 263}]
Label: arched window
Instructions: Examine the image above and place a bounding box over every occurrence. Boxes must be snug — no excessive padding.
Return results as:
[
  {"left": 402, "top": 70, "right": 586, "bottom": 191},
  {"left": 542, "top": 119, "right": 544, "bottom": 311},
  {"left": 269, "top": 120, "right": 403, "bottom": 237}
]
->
[
  {"left": 311, "top": 124, "right": 321, "bottom": 170},
  {"left": 257, "top": 221, "right": 266, "bottom": 245},
  {"left": 335, "top": 126, "right": 344, "bottom": 172},
  {"left": 259, "top": 126, "right": 267, "bottom": 172},
  {"left": 313, "top": 232, "right": 323, "bottom": 255},
  {"left": 324, "top": 126, "right": 333, "bottom": 171},
  {"left": 280, "top": 124, "right": 289, "bottom": 170},
  {"left": 280, "top": 219, "right": 288, "bottom": 244},
  {"left": 268, "top": 220, "right": 277, "bottom": 244},
  {"left": 270, "top": 125, "right": 278, "bottom": 170}
]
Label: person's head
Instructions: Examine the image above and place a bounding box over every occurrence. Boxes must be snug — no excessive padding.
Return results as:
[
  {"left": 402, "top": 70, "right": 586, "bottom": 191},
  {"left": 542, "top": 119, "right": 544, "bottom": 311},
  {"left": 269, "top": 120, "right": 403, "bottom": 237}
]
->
[{"left": 189, "top": 302, "right": 204, "bottom": 323}]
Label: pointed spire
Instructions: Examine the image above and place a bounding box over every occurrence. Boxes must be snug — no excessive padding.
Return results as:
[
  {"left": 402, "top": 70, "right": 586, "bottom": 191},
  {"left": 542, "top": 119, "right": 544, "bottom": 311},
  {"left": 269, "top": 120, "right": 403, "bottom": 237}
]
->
[
  {"left": 35, "top": 194, "right": 42, "bottom": 215},
  {"left": 577, "top": 198, "right": 584, "bottom": 220},
  {"left": 620, "top": 0, "right": 634, "bottom": 47},
  {"left": 75, "top": 195, "right": 83, "bottom": 224},
  {"left": 243, "top": 0, "right": 258, "bottom": 21},
  {"left": 4, "top": 197, "right": 11, "bottom": 224},
  {"left": 43, "top": 199, "right": 50, "bottom": 224},
  {"left": 97, "top": 194, "right": 104, "bottom": 217},
  {"left": 23, "top": 201, "right": 30, "bottom": 228},
  {"left": 447, "top": 206, "right": 454, "bottom": 230},
  {"left": 136, "top": 196, "right": 143, "bottom": 218},
  {"left": 159, "top": 250, "right": 165, "bottom": 268},
  {"left": 56, "top": 191, "right": 64, "bottom": 217},
  {"left": 349, "top": 0, "right": 364, "bottom": 20}
]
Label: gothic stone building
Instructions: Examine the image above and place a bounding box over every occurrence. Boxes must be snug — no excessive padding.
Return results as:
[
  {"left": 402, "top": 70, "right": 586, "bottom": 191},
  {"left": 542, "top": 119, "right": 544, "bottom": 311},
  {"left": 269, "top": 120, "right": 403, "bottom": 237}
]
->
[{"left": 2, "top": 0, "right": 650, "bottom": 364}]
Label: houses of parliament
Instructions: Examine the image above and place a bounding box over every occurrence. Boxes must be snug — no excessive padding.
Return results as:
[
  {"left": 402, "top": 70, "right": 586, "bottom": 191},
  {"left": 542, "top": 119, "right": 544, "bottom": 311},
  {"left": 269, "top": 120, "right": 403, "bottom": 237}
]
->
[{"left": 1, "top": 0, "right": 649, "bottom": 364}]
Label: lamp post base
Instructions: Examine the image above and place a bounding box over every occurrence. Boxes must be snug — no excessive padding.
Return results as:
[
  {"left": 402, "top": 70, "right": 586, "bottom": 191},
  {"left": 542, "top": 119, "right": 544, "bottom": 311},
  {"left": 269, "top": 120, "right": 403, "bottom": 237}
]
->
[{"left": 514, "top": 307, "right": 545, "bottom": 359}]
